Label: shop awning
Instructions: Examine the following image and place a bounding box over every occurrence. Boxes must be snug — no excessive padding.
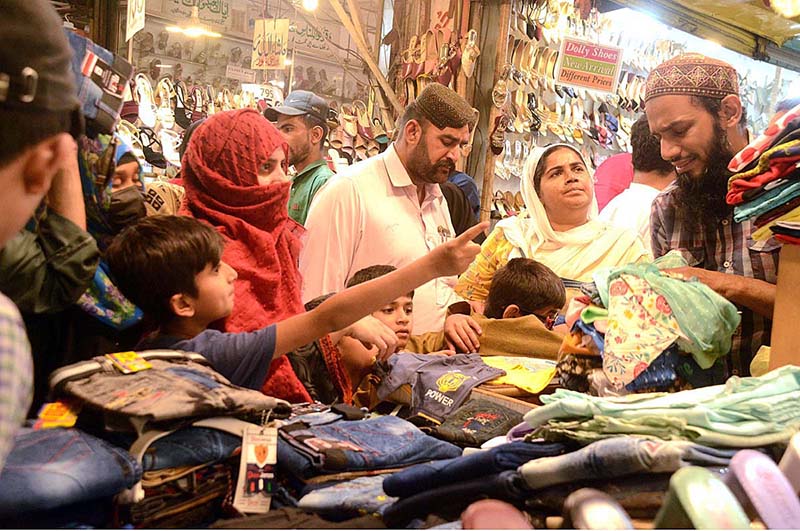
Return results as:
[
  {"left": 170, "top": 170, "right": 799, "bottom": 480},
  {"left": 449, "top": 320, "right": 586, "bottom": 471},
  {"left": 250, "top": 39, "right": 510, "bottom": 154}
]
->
[{"left": 604, "top": 0, "right": 800, "bottom": 70}]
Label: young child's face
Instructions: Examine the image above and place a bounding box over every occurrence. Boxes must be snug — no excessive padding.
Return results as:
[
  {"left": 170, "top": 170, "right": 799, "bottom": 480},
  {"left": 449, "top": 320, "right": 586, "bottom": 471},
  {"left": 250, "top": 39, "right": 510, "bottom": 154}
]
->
[
  {"left": 372, "top": 294, "right": 413, "bottom": 351},
  {"left": 190, "top": 260, "right": 238, "bottom": 324}
]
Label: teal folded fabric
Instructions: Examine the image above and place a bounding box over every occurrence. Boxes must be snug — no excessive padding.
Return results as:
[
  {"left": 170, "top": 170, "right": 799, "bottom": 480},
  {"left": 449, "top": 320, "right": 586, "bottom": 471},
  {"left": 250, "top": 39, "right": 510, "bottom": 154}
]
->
[
  {"left": 525, "top": 365, "right": 800, "bottom": 441},
  {"left": 535, "top": 415, "right": 800, "bottom": 447},
  {"left": 593, "top": 251, "right": 740, "bottom": 368},
  {"left": 734, "top": 180, "right": 800, "bottom": 223}
]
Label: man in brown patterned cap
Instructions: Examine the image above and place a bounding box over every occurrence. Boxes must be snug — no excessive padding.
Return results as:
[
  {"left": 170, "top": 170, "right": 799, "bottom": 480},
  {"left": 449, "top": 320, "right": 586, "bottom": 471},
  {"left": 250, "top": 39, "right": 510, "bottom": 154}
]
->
[
  {"left": 301, "top": 84, "right": 478, "bottom": 334},
  {"left": 646, "top": 53, "right": 777, "bottom": 380}
]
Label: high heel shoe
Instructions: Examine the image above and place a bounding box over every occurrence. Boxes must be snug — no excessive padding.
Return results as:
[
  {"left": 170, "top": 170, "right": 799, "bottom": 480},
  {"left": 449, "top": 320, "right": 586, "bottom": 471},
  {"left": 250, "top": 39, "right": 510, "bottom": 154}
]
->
[
  {"left": 138, "top": 127, "right": 167, "bottom": 168},
  {"left": 173, "top": 81, "right": 192, "bottom": 129}
]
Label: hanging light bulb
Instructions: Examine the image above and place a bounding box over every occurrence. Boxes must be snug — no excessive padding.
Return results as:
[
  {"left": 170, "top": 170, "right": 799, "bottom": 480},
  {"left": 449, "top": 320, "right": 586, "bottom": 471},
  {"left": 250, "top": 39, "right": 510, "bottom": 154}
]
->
[
  {"left": 769, "top": 0, "right": 800, "bottom": 18},
  {"left": 302, "top": 0, "right": 319, "bottom": 12},
  {"left": 165, "top": 6, "right": 222, "bottom": 38}
]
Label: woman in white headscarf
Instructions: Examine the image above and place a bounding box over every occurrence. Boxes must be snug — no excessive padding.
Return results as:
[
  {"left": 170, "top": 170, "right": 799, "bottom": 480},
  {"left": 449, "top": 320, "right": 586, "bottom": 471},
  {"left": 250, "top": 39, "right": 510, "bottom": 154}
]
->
[{"left": 456, "top": 143, "right": 651, "bottom": 303}]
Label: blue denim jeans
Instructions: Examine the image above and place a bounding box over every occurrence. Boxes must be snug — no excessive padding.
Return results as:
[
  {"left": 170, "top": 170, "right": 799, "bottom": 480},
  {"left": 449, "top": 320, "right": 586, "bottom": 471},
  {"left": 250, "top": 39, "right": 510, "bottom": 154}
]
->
[
  {"left": 519, "top": 436, "right": 738, "bottom": 490},
  {"left": 297, "top": 474, "right": 396, "bottom": 518},
  {"left": 382, "top": 470, "right": 526, "bottom": 527},
  {"left": 383, "top": 441, "right": 567, "bottom": 498},
  {"left": 143, "top": 427, "right": 241, "bottom": 471},
  {"left": 277, "top": 415, "right": 462, "bottom": 479},
  {"left": 0, "top": 427, "right": 141, "bottom": 516}
]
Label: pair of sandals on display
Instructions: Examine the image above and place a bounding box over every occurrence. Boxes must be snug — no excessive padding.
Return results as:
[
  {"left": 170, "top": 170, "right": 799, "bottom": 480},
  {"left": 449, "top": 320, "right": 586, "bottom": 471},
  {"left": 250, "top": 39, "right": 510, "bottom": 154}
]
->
[
  {"left": 399, "top": 28, "right": 480, "bottom": 105},
  {"left": 328, "top": 100, "right": 390, "bottom": 163}
]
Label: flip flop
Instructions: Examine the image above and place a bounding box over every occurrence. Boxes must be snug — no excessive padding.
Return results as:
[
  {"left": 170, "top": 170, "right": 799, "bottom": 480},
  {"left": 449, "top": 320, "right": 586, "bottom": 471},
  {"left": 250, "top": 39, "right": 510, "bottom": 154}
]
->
[
  {"left": 653, "top": 467, "right": 750, "bottom": 529},
  {"left": 724, "top": 449, "right": 800, "bottom": 529}
]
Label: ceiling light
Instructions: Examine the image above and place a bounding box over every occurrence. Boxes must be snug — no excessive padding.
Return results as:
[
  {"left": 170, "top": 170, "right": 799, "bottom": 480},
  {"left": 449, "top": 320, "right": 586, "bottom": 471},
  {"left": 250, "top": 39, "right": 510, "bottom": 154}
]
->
[
  {"left": 302, "top": 0, "right": 319, "bottom": 12},
  {"left": 770, "top": 0, "right": 800, "bottom": 18},
  {"left": 165, "top": 7, "right": 222, "bottom": 38}
]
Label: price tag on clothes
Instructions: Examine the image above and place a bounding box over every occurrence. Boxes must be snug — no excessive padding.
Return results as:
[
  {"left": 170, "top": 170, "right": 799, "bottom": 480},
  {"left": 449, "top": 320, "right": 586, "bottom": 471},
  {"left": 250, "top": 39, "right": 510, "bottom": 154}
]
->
[
  {"left": 33, "top": 400, "right": 82, "bottom": 430},
  {"left": 234, "top": 424, "right": 278, "bottom": 514},
  {"left": 105, "top": 351, "right": 152, "bottom": 374}
]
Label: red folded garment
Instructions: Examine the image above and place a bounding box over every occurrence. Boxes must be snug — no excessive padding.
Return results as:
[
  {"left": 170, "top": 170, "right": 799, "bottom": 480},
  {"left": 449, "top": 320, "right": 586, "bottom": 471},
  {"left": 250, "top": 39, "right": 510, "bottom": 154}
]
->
[
  {"left": 774, "top": 234, "right": 800, "bottom": 245},
  {"left": 726, "top": 156, "right": 800, "bottom": 205}
]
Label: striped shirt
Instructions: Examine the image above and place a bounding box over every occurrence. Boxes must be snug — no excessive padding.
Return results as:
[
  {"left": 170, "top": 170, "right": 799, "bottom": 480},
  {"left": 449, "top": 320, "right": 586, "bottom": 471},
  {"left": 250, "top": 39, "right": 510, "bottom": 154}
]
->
[
  {"left": 650, "top": 183, "right": 780, "bottom": 378},
  {"left": 0, "top": 293, "right": 33, "bottom": 472}
]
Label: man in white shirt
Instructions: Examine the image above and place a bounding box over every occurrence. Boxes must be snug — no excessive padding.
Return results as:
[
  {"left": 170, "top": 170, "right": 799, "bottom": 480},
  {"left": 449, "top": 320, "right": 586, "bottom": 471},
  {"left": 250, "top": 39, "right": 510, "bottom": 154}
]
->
[
  {"left": 300, "top": 84, "right": 477, "bottom": 333},
  {"left": 599, "top": 115, "right": 674, "bottom": 253}
]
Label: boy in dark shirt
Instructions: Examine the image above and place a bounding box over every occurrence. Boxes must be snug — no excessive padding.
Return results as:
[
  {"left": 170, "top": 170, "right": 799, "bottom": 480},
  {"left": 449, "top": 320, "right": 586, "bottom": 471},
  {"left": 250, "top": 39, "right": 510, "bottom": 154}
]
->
[{"left": 105, "top": 215, "right": 484, "bottom": 389}]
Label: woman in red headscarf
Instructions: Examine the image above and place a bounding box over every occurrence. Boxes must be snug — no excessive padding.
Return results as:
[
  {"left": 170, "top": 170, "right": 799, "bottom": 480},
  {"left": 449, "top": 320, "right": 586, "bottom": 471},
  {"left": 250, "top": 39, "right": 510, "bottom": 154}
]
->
[{"left": 181, "top": 108, "right": 311, "bottom": 402}]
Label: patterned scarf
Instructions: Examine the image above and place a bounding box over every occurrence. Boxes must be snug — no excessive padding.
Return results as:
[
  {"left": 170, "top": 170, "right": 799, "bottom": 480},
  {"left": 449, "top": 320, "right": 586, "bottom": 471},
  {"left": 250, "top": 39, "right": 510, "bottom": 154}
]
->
[{"left": 76, "top": 134, "right": 143, "bottom": 330}]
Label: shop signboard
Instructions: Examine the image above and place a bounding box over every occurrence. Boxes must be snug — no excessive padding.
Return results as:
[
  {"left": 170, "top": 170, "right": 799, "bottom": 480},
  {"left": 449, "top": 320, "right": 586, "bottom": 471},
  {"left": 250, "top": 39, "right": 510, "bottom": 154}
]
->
[
  {"left": 226, "top": 64, "right": 256, "bottom": 83},
  {"left": 554, "top": 37, "right": 623, "bottom": 94},
  {"left": 126, "top": 0, "right": 146, "bottom": 42},
  {"left": 251, "top": 18, "right": 289, "bottom": 70}
]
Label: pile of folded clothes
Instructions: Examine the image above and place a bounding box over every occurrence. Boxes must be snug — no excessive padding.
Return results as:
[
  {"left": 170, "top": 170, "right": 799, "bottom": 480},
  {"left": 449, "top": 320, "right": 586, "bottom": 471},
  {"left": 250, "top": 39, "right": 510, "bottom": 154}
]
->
[
  {"left": 554, "top": 251, "right": 740, "bottom": 395},
  {"left": 727, "top": 101, "right": 800, "bottom": 243}
]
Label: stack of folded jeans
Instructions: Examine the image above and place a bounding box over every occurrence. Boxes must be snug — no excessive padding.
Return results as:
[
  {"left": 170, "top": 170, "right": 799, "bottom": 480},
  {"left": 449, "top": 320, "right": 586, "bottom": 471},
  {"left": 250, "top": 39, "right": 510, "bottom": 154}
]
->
[
  {"left": 380, "top": 440, "right": 566, "bottom": 526},
  {"left": 122, "top": 426, "right": 242, "bottom": 527},
  {"left": 0, "top": 427, "right": 141, "bottom": 527},
  {"left": 129, "top": 461, "right": 235, "bottom": 527},
  {"left": 382, "top": 436, "right": 742, "bottom": 526},
  {"left": 277, "top": 415, "right": 462, "bottom": 480},
  {"left": 296, "top": 474, "right": 396, "bottom": 519}
]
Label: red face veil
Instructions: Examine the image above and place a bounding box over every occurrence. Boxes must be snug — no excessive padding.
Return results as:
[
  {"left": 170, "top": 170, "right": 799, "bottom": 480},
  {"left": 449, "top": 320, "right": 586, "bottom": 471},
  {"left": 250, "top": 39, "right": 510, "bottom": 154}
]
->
[{"left": 181, "top": 109, "right": 310, "bottom": 402}]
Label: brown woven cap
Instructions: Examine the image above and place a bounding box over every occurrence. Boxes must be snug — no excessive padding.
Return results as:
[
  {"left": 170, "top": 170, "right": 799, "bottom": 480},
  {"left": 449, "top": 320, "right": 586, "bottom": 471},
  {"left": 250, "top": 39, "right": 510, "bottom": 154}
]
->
[
  {"left": 645, "top": 53, "right": 739, "bottom": 103},
  {"left": 415, "top": 83, "right": 477, "bottom": 130}
]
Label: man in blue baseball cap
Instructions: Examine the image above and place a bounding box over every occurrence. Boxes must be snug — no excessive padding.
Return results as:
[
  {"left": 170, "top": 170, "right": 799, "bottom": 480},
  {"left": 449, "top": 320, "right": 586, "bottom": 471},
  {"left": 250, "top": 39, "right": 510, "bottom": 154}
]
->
[{"left": 264, "top": 90, "right": 333, "bottom": 225}]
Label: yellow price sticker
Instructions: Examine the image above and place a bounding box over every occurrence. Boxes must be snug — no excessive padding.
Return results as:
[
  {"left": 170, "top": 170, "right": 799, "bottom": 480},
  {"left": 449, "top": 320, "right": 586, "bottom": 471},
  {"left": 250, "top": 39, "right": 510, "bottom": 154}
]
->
[
  {"left": 34, "top": 400, "right": 82, "bottom": 430},
  {"left": 106, "top": 351, "right": 152, "bottom": 374}
]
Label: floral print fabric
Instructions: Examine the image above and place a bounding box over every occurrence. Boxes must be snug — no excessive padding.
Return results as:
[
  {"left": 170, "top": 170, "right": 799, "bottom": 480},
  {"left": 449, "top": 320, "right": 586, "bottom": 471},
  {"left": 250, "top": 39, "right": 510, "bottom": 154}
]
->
[{"left": 604, "top": 274, "right": 684, "bottom": 389}]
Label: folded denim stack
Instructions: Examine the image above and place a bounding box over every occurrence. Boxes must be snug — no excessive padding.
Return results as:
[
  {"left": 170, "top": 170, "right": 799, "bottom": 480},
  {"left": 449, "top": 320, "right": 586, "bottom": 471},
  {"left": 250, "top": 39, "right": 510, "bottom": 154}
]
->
[
  {"left": 0, "top": 427, "right": 141, "bottom": 527},
  {"left": 297, "top": 474, "right": 396, "bottom": 520},
  {"left": 128, "top": 461, "right": 236, "bottom": 527},
  {"left": 380, "top": 440, "right": 565, "bottom": 526},
  {"left": 277, "top": 415, "right": 461, "bottom": 480},
  {"left": 123, "top": 427, "right": 243, "bottom": 527}
]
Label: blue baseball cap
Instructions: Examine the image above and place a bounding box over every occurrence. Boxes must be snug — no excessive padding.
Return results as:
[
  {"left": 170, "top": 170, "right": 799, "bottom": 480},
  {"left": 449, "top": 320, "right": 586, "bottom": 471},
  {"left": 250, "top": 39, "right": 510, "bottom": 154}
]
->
[{"left": 264, "top": 90, "right": 328, "bottom": 123}]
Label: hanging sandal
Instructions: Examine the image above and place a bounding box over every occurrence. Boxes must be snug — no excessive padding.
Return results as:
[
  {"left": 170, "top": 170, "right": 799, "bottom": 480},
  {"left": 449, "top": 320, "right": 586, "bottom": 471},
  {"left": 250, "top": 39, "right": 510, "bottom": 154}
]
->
[
  {"left": 190, "top": 85, "right": 206, "bottom": 122},
  {"left": 340, "top": 104, "right": 358, "bottom": 138},
  {"left": 490, "top": 114, "right": 509, "bottom": 156},
  {"left": 353, "top": 100, "right": 373, "bottom": 140},
  {"left": 173, "top": 81, "right": 192, "bottom": 129},
  {"left": 461, "top": 29, "right": 481, "bottom": 78},
  {"left": 372, "top": 118, "right": 389, "bottom": 144},
  {"left": 155, "top": 77, "right": 176, "bottom": 130},
  {"left": 135, "top": 74, "right": 157, "bottom": 128},
  {"left": 401, "top": 35, "right": 419, "bottom": 79},
  {"left": 138, "top": 127, "right": 167, "bottom": 168},
  {"left": 159, "top": 129, "right": 182, "bottom": 167},
  {"left": 116, "top": 120, "right": 145, "bottom": 161}
]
